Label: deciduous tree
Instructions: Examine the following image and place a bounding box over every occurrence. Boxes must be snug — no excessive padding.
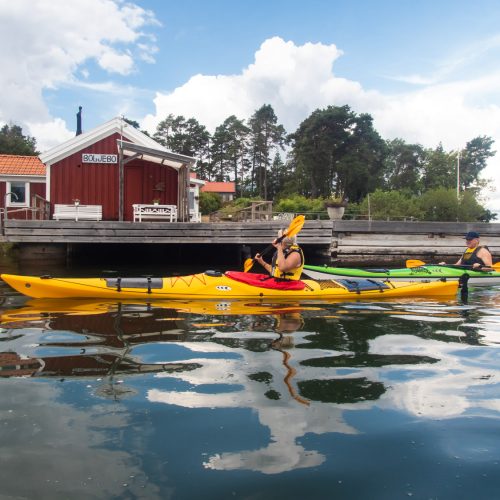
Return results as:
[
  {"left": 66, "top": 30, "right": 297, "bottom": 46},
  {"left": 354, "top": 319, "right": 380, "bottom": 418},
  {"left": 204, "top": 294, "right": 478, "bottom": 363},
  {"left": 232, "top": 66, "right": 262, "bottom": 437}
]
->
[
  {"left": 384, "top": 139, "right": 424, "bottom": 194},
  {"left": 459, "top": 136, "right": 495, "bottom": 190},
  {"left": 290, "top": 106, "right": 386, "bottom": 202},
  {"left": 0, "top": 124, "right": 38, "bottom": 155}
]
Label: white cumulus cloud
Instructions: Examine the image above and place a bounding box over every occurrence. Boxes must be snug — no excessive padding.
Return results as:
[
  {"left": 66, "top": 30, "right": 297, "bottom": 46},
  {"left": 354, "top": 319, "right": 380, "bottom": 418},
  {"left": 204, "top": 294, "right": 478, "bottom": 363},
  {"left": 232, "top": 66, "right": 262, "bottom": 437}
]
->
[
  {"left": 142, "top": 37, "right": 347, "bottom": 133},
  {"left": 0, "top": 0, "right": 159, "bottom": 142},
  {"left": 142, "top": 36, "right": 500, "bottom": 210}
]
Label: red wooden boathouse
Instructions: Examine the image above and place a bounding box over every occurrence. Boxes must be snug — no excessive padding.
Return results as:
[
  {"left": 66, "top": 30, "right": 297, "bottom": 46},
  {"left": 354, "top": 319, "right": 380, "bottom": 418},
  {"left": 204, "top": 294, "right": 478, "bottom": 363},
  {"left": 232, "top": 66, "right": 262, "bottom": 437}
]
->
[{"left": 38, "top": 117, "right": 197, "bottom": 221}]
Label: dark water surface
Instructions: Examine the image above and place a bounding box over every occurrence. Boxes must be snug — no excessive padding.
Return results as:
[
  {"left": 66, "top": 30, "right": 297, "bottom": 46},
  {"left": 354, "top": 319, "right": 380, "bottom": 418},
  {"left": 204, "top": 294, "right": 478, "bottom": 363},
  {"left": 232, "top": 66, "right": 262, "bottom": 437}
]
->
[{"left": 1, "top": 258, "right": 500, "bottom": 499}]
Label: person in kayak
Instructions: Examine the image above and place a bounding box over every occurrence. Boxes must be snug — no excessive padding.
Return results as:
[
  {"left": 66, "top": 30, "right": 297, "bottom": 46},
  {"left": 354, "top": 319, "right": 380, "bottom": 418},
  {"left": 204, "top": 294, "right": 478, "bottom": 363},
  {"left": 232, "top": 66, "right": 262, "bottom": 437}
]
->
[
  {"left": 439, "top": 231, "right": 493, "bottom": 269},
  {"left": 254, "top": 230, "right": 305, "bottom": 280}
]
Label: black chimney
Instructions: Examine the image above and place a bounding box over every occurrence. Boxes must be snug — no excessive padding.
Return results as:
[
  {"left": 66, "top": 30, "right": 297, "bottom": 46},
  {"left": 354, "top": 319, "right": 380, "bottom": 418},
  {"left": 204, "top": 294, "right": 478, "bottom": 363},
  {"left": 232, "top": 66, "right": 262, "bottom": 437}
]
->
[{"left": 76, "top": 106, "right": 82, "bottom": 136}]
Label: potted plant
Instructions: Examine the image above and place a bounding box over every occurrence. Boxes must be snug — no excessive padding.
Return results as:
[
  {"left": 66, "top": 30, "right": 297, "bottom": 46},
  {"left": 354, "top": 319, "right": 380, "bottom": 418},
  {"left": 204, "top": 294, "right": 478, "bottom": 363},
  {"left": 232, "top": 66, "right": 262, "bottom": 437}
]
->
[
  {"left": 324, "top": 197, "right": 347, "bottom": 220},
  {"left": 152, "top": 198, "right": 160, "bottom": 205}
]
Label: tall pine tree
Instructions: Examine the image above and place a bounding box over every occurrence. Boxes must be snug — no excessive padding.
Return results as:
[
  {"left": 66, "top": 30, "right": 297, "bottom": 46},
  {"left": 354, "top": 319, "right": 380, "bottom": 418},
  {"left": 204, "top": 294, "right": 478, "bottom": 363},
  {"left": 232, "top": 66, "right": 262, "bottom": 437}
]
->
[{"left": 248, "top": 105, "right": 287, "bottom": 199}]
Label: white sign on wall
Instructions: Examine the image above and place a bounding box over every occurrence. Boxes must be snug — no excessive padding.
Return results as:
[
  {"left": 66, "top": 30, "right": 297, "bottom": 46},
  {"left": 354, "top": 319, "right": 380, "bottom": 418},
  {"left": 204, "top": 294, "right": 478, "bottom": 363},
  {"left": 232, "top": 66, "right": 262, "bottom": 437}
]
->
[{"left": 82, "top": 153, "right": 118, "bottom": 164}]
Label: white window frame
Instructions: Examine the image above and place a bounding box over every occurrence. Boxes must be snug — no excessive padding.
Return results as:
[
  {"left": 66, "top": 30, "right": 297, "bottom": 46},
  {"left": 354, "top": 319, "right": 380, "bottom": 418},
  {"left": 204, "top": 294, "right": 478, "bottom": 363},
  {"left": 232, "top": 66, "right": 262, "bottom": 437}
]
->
[{"left": 6, "top": 181, "right": 30, "bottom": 207}]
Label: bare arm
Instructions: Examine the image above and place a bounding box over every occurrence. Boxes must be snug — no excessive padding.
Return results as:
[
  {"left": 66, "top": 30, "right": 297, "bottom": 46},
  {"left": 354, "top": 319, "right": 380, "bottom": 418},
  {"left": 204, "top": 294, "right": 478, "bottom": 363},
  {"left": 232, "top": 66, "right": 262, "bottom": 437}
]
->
[
  {"left": 274, "top": 244, "right": 302, "bottom": 272},
  {"left": 474, "top": 248, "right": 493, "bottom": 268},
  {"left": 254, "top": 253, "right": 272, "bottom": 273}
]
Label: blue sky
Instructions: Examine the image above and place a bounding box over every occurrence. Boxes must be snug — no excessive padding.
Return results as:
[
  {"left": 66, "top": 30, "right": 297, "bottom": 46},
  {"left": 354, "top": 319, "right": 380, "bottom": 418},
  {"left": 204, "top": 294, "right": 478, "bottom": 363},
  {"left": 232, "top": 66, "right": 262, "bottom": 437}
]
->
[{"left": 2, "top": 0, "right": 500, "bottom": 210}]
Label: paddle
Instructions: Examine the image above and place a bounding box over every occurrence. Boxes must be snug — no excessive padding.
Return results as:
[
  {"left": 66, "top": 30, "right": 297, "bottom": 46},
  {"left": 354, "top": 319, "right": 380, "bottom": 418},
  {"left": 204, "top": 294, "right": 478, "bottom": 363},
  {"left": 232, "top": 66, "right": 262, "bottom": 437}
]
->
[
  {"left": 243, "top": 215, "right": 306, "bottom": 273},
  {"left": 405, "top": 259, "right": 500, "bottom": 270}
]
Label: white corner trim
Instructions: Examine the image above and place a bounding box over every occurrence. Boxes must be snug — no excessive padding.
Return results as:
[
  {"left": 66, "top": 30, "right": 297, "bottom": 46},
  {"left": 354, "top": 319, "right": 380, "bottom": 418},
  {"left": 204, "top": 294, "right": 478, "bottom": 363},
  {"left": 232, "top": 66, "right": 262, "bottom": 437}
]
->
[{"left": 46, "top": 164, "right": 51, "bottom": 201}]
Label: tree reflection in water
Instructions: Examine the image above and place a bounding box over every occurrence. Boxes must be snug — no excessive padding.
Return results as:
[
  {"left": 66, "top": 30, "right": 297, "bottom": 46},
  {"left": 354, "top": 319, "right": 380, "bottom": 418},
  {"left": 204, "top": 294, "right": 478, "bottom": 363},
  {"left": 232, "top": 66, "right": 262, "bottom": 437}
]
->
[{"left": 1, "top": 296, "right": 496, "bottom": 475}]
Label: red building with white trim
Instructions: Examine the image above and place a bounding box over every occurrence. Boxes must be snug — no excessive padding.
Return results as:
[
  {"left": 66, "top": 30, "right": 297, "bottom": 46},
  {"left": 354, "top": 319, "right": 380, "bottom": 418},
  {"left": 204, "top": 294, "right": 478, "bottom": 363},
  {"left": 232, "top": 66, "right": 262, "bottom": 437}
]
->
[
  {"left": 0, "top": 155, "right": 46, "bottom": 219},
  {"left": 39, "top": 117, "right": 198, "bottom": 221},
  {"left": 201, "top": 181, "right": 236, "bottom": 202},
  {"left": 0, "top": 117, "right": 208, "bottom": 222}
]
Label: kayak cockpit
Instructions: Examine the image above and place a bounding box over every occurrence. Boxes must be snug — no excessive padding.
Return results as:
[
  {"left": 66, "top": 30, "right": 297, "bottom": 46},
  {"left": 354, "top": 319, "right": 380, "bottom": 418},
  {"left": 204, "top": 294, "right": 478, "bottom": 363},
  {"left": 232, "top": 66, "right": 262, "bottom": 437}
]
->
[{"left": 327, "top": 279, "right": 391, "bottom": 292}]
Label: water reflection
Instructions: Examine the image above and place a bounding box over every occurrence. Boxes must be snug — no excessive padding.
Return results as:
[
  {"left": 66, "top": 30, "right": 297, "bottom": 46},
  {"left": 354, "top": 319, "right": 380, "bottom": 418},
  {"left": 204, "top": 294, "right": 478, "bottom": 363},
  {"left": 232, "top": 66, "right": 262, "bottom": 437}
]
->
[
  {"left": 1, "top": 294, "right": 500, "bottom": 480},
  {"left": 0, "top": 300, "right": 204, "bottom": 380}
]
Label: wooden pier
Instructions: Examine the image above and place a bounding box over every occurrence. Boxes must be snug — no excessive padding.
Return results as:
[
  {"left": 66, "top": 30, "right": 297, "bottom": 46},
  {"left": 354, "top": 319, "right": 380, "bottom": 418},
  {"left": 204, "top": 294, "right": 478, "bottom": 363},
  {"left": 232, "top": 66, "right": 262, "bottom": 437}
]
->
[
  {"left": 0, "top": 219, "right": 331, "bottom": 245},
  {"left": 328, "top": 220, "right": 500, "bottom": 265},
  {"left": 1, "top": 219, "right": 500, "bottom": 265}
]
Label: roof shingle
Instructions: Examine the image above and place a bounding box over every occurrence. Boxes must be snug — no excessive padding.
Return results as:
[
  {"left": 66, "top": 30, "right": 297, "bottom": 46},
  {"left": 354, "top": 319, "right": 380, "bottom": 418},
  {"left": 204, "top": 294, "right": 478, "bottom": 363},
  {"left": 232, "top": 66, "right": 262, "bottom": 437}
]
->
[
  {"left": 201, "top": 181, "right": 235, "bottom": 193},
  {"left": 0, "top": 155, "right": 45, "bottom": 176}
]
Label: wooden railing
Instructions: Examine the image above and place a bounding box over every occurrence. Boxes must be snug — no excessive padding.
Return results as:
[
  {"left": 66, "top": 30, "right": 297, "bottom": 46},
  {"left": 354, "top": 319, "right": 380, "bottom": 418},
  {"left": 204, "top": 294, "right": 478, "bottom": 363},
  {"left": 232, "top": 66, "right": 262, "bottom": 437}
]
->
[
  {"left": 209, "top": 201, "right": 274, "bottom": 222},
  {"left": 32, "top": 194, "right": 51, "bottom": 220},
  {"left": 208, "top": 208, "right": 419, "bottom": 222},
  {"left": 2, "top": 195, "right": 50, "bottom": 221},
  {"left": 235, "top": 201, "right": 273, "bottom": 221}
]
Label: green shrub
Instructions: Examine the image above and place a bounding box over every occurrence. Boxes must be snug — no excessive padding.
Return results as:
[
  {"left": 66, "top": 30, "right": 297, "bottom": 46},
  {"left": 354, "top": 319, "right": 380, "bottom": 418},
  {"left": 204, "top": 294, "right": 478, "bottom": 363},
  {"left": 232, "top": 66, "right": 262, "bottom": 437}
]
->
[
  {"left": 275, "top": 195, "right": 324, "bottom": 214},
  {"left": 418, "top": 188, "right": 486, "bottom": 222},
  {"left": 199, "top": 192, "right": 222, "bottom": 215},
  {"left": 358, "top": 189, "right": 423, "bottom": 220}
]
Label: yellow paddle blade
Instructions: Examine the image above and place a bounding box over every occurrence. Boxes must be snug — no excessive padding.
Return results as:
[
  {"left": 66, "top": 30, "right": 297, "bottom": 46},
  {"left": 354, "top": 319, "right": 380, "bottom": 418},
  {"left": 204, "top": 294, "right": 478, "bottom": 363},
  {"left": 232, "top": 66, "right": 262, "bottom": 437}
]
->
[
  {"left": 243, "top": 258, "right": 254, "bottom": 273},
  {"left": 284, "top": 214, "right": 305, "bottom": 238},
  {"left": 406, "top": 259, "right": 426, "bottom": 268},
  {"left": 242, "top": 215, "right": 306, "bottom": 273}
]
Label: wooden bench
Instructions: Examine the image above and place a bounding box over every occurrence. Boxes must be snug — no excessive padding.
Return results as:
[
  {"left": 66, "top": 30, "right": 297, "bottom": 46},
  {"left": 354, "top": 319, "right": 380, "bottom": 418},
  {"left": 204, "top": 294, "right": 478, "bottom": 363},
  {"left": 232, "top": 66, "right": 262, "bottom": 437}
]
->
[
  {"left": 53, "top": 204, "right": 102, "bottom": 221},
  {"left": 133, "top": 204, "right": 177, "bottom": 222}
]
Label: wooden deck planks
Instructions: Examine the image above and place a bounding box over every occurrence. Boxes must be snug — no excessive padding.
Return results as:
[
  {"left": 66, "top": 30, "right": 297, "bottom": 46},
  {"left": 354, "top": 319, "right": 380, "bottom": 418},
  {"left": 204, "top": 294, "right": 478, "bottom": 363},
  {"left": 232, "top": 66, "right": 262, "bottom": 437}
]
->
[
  {"left": 0, "top": 220, "right": 333, "bottom": 245},
  {"left": 3, "top": 219, "right": 500, "bottom": 265}
]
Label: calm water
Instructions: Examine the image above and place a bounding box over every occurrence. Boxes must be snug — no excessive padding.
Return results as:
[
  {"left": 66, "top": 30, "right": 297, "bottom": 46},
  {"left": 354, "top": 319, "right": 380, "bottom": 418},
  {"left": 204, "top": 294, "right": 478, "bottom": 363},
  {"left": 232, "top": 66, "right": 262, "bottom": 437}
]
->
[{"left": 1, "top": 258, "right": 500, "bottom": 499}]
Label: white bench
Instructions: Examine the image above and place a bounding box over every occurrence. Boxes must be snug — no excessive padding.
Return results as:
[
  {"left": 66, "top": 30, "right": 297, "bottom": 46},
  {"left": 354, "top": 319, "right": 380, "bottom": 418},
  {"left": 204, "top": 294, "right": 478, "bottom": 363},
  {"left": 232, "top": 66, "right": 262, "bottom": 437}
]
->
[
  {"left": 133, "top": 204, "right": 177, "bottom": 222},
  {"left": 190, "top": 209, "right": 201, "bottom": 223},
  {"left": 53, "top": 204, "right": 102, "bottom": 221},
  {"left": 273, "top": 212, "right": 295, "bottom": 221}
]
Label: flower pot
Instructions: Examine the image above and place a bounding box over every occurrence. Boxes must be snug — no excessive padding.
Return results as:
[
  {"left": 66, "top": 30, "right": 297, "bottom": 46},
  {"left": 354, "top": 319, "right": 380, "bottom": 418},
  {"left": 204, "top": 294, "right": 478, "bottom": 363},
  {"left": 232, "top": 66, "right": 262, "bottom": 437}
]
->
[{"left": 327, "top": 206, "right": 345, "bottom": 220}]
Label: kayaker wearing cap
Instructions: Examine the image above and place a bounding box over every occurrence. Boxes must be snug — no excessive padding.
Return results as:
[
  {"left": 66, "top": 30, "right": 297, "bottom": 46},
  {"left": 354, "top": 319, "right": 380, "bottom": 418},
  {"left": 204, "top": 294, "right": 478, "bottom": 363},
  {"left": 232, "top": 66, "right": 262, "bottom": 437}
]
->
[
  {"left": 439, "top": 231, "right": 493, "bottom": 269},
  {"left": 254, "top": 229, "right": 304, "bottom": 280}
]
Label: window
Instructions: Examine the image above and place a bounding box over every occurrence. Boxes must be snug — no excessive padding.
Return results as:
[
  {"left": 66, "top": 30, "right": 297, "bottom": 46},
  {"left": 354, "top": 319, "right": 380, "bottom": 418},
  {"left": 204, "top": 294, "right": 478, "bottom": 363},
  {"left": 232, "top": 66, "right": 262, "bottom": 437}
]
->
[
  {"left": 189, "top": 190, "right": 195, "bottom": 210},
  {"left": 6, "top": 181, "right": 29, "bottom": 206}
]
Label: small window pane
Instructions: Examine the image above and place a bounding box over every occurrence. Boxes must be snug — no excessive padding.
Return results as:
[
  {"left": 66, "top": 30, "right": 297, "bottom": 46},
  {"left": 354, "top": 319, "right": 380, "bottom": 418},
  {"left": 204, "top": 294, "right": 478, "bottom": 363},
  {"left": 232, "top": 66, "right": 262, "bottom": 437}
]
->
[{"left": 10, "top": 182, "right": 26, "bottom": 203}]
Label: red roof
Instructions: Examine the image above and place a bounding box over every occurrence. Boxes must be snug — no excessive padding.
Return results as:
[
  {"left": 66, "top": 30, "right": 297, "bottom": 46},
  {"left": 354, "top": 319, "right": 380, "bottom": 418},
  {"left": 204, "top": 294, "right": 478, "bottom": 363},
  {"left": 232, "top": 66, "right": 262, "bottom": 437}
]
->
[
  {"left": 0, "top": 155, "right": 45, "bottom": 176},
  {"left": 201, "top": 181, "right": 235, "bottom": 193}
]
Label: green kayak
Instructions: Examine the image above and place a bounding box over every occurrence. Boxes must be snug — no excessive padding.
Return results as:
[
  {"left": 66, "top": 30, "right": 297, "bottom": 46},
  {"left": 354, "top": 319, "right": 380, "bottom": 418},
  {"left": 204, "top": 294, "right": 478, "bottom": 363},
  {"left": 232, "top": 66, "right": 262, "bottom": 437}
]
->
[{"left": 303, "top": 263, "right": 500, "bottom": 286}]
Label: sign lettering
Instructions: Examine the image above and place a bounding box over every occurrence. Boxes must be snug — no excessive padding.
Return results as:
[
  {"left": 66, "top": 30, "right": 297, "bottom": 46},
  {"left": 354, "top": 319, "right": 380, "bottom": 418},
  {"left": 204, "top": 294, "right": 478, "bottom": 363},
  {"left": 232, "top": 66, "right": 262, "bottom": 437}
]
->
[{"left": 82, "top": 153, "right": 117, "bottom": 164}]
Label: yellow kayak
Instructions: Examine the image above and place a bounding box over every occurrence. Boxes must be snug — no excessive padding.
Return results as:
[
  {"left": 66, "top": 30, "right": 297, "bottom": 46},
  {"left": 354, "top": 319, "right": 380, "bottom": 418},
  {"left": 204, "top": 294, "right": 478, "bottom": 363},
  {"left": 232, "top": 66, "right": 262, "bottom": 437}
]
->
[{"left": 0, "top": 270, "right": 458, "bottom": 300}]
